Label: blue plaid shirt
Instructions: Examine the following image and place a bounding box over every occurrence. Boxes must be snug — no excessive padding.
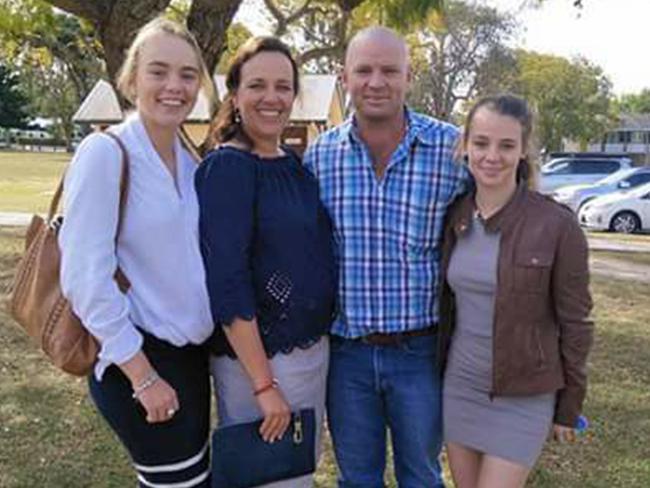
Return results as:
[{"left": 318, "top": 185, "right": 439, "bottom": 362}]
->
[{"left": 303, "top": 109, "right": 466, "bottom": 338}]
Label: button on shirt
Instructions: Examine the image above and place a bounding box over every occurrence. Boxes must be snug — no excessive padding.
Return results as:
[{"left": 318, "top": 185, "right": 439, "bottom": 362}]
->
[
  {"left": 303, "top": 109, "right": 466, "bottom": 338},
  {"left": 59, "top": 113, "right": 213, "bottom": 379}
]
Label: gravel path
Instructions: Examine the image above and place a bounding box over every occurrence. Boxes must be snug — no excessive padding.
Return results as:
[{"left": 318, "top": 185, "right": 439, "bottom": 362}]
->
[
  {"left": 588, "top": 237, "right": 650, "bottom": 254},
  {"left": 0, "top": 212, "right": 33, "bottom": 226},
  {"left": 589, "top": 255, "right": 650, "bottom": 283}
]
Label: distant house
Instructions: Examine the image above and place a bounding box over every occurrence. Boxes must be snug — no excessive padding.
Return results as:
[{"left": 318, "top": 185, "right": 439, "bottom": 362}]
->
[
  {"left": 588, "top": 113, "right": 650, "bottom": 165},
  {"left": 73, "top": 75, "right": 345, "bottom": 154}
]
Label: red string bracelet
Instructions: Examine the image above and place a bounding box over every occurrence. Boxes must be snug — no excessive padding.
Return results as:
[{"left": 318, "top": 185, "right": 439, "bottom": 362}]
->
[{"left": 253, "top": 378, "right": 280, "bottom": 396}]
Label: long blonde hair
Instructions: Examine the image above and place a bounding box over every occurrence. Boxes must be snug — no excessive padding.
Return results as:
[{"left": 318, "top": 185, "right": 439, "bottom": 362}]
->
[{"left": 116, "top": 16, "right": 215, "bottom": 108}]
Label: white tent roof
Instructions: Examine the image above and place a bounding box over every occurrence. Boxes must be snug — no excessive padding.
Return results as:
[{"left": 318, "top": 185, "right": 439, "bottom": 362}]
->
[
  {"left": 74, "top": 75, "right": 341, "bottom": 124},
  {"left": 293, "top": 75, "right": 340, "bottom": 122},
  {"left": 73, "top": 79, "right": 123, "bottom": 123}
]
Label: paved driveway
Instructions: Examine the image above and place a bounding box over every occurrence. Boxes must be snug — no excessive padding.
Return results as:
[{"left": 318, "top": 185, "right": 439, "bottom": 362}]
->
[{"left": 0, "top": 212, "right": 33, "bottom": 226}]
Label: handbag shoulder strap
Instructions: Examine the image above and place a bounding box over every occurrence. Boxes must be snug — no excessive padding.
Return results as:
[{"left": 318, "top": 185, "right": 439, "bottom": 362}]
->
[
  {"left": 102, "top": 131, "right": 130, "bottom": 237},
  {"left": 102, "top": 132, "right": 131, "bottom": 291},
  {"left": 48, "top": 131, "right": 130, "bottom": 236},
  {"left": 48, "top": 130, "right": 131, "bottom": 291}
]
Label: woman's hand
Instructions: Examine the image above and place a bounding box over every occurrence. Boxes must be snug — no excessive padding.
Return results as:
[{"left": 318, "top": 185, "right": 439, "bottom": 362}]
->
[
  {"left": 256, "top": 387, "right": 291, "bottom": 443},
  {"left": 552, "top": 423, "right": 577, "bottom": 444},
  {"left": 221, "top": 318, "right": 292, "bottom": 441},
  {"left": 136, "top": 376, "right": 180, "bottom": 424},
  {"left": 119, "top": 351, "right": 180, "bottom": 424}
]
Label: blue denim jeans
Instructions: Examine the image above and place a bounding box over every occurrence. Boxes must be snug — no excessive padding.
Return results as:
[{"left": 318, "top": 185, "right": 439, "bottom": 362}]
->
[{"left": 327, "top": 333, "right": 444, "bottom": 488}]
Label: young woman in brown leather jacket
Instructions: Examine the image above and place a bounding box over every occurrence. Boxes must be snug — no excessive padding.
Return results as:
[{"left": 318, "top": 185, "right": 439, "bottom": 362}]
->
[{"left": 439, "top": 94, "right": 594, "bottom": 488}]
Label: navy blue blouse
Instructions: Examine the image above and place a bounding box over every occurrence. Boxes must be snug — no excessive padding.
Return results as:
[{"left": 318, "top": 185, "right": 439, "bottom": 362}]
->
[{"left": 196, "top": 146, "right": 336, "bottom": 358}]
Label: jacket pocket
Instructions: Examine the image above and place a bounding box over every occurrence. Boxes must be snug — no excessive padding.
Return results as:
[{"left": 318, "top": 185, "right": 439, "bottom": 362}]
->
[{"left": 513, "top": 251, "right": 553, "bottom": 293}]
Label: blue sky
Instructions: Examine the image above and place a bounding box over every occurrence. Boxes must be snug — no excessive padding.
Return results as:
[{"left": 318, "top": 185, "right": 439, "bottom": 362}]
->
[{"left": 502, "top": 0, "right": 648, "bottom": 95}]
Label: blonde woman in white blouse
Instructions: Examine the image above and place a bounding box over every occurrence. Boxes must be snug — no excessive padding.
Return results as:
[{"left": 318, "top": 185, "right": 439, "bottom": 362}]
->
[{"left": 59, "top": 17, "right": 215, "bottom": 488}]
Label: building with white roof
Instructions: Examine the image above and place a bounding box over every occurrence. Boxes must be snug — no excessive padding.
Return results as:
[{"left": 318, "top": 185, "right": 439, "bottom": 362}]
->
[{"left": 587, "top": 113, "right": 650, "bottom": 166}]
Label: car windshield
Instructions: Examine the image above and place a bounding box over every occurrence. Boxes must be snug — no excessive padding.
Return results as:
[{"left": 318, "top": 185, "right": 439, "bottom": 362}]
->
[{"left": 597, "top": 167, "right": 637, "bottom": 185}]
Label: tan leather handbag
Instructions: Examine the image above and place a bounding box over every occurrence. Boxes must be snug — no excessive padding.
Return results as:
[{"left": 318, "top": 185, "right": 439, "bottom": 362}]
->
[{"left": 8, "top": 132, "right": 130, "bottom": 376}]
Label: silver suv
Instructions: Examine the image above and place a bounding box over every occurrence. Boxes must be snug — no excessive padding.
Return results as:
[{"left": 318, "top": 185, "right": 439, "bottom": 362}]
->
[
  {"left": 552, "top": 167, "right": 650, "bottom": 213},
  {"left": 539, "top": 157, "right": 633, "bottom": 194}
]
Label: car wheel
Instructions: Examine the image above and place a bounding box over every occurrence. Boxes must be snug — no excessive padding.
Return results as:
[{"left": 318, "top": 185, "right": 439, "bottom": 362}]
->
[{"left": 610, "top": 211, "right": 641, "bottom": 234}]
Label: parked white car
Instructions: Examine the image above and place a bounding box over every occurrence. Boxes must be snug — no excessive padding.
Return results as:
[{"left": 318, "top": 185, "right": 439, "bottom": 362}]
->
[
  {"left": 579, "top": 182, "right": 650, "bottom": 233},
  {"left": 552, "top": 167, "right": 650, "bottom": 213},
  {"left": 538, "top": 157, "right": 633, "bottom": 194}
]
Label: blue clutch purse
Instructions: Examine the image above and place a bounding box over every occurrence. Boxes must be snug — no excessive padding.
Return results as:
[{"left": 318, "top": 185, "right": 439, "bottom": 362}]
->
[{"left": 211, "top": 408, "right": 316, "bottom": 488}]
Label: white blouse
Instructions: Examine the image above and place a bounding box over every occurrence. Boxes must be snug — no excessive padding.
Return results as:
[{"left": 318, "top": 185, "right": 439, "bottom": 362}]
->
[{"left": 59, "top": 113, "right": 213, "bottom": 379}]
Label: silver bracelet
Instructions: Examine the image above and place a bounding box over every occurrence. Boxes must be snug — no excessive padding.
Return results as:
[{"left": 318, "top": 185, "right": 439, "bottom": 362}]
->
[{"left": 131, "top": 371, "right": 160, "bottom": 400}]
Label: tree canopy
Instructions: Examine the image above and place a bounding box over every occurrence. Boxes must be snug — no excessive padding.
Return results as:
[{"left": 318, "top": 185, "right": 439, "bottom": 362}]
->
[
  {"left": 262, "top": 0, "right": 442, "bottom": 71},
  {"left": 0, "top": 0, "right": 611, "bottom": 152},
  {"left": 616, "top": 89, "right": 650, "bottom": 115},
  {"left": 0, "top": 0, "right": 103, "bottom": 103},
  {"left": 0, "top": 0, "right": 106, "bottom": 148},
  {"left": 514, "top": 50, "right": 614, "bottom": 152},
  {"left": 406, "top": 0, "right": 515, "bottom": 121},
  {"left": 0, "top": 63, "right": 30, "bottom": 128},
  {"left": 41, "top": 0, "right": 242, "bottom": 81},
  {"left": 39, "top": 0, "right": 445, "bottom": 79}
]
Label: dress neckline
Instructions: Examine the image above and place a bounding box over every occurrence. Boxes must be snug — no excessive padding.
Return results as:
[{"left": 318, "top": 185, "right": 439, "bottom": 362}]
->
[{"left": 219, "top": 144, "right": 295, "bottom": 163}]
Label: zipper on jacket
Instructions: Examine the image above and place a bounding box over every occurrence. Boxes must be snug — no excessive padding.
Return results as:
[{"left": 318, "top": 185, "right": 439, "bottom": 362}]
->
[{"left": 535, "top": 326, "right": 546, "bottom": 369}]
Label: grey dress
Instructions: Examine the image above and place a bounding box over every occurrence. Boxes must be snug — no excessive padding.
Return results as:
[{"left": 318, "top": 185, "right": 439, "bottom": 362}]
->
[
  {"left": 442, "top": 215, "right": 555, "bottom": 468},
  {"left": 211, "top": 336, "right": 329, "bottom": 488}
]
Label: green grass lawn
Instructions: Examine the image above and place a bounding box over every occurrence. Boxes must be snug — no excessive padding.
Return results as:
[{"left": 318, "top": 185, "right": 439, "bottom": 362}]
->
[
  {"left": 1, "top": 226, "right": 649, "bottom": 487},
  {"left": 0, "top": 150, "right": 69, "bottom": 213}
]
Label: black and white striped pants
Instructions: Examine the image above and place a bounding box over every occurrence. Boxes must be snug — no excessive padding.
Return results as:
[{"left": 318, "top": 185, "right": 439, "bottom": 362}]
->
[{"left": 89, "top": 330, "right": 211, "bottom": 487}]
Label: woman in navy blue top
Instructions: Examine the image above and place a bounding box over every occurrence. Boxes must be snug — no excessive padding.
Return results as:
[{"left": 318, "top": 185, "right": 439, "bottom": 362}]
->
[
  {"left": 197, "top": 146, "right": 335, "bottom": 357},
  {"left": 195, "top": 37, "right": 335, "bottom": 487}
]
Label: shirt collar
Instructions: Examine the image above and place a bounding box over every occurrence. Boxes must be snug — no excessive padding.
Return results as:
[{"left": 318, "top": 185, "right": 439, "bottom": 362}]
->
[
  {"left": 128, "top": 110, "right": 184, "bottom": 150},
  {"left": 410, "top": 113, "right": 442, "bottom": 147},
  {"left": 337, "top": 107, "right": 445, "bottom": 149},
  {"left": 337, "top": 106, "right": 416, "bottom": 143},
  {"left": 453, "top": 181, "right": 529, "bottom": 236}
]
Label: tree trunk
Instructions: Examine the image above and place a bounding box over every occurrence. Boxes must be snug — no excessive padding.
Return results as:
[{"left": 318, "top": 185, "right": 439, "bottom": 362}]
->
[
  {"left": 45, "top": 0, "right": 173, "bottom": 84},
  {"left": 44, "top": 0, "right": 240, "bottom": 106},
  {"left": 99, "top": 0, "right": 173, "bottom": 83},
  {"left": 187, "top": 0, "right": 243, "bottom": 76}
]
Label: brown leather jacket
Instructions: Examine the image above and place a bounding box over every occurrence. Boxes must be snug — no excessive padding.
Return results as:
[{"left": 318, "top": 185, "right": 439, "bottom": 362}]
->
[{"left": 438, "top": 183, "right": 594, "bottom": 427}]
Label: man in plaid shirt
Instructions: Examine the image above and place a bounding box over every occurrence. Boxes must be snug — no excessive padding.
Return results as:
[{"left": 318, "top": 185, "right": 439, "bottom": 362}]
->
[{"left": 303, "top": 27, "right": 466, "bottom": 487}]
